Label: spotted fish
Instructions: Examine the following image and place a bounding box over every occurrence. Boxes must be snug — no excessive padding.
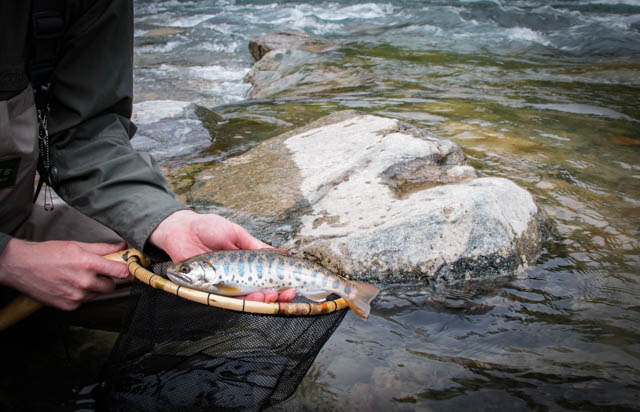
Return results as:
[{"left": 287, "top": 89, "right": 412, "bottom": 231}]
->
[{"left": 166, "top": 249, "right": 379, "bottom": 320}]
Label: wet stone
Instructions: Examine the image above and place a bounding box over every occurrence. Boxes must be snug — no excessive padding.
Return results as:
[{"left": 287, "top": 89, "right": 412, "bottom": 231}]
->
[
  {"left": 185, "top": 110, "right": 546, "bottom": 284},
  {"left": 131, "top": 100, "right": 211, "bottom": 161},
  {"left": 245, "top": 31, "right": 368, "bottom": 100}
]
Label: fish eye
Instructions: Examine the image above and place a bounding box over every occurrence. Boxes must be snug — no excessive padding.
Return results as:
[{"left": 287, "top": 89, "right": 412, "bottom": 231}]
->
[{"left": 178, "top": 264, "right": 191, "bottom": 274}]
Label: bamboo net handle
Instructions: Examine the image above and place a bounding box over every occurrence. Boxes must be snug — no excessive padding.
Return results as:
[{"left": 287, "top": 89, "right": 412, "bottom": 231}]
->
[{"left": 123, "top": 249, "right": 349, "bottom": 316}]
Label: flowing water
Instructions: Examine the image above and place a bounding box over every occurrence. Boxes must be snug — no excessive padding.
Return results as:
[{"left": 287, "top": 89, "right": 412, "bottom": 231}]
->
[{"left": 130, "top": 1, "right": 640, "bottom": 410}]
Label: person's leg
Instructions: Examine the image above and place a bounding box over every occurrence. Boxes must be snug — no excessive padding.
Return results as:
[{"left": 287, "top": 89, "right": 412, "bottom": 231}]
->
[{"left": 16, "top": 190, "right": 123, "bottom": 245}]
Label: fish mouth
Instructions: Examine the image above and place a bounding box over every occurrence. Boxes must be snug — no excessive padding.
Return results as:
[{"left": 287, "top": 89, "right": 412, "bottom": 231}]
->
[{"left": 167, "top": 271, "right": 193, "bottom": 285}]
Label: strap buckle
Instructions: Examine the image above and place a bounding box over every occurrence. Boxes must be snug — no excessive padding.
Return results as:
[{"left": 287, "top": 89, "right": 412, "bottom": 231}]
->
[{"left": 32, "top": 11, "right": 65, "bottom": 40}]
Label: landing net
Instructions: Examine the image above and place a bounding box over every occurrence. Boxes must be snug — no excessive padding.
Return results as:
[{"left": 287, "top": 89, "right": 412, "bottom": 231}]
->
[{"left": 94, "top": 258, "right": 347, "bottom": 411}]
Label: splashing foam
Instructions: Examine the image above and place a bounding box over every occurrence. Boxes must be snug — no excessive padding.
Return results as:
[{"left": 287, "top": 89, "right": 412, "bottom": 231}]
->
[{"left": 505, "top": 27, "right": 550, "bottom": 46}]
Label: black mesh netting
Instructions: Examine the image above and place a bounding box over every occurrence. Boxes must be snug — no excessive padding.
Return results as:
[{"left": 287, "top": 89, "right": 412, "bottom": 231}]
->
[{"left": 94, "top": 262, "right": 347, "bottom": 411}]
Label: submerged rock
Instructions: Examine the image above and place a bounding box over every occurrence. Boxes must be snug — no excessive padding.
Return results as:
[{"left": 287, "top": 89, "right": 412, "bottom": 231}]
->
[
  {"left": 188, "top": 111, "right": 545, "bottom": 284},
  {"left": 245, "top": 30, "right": 370, "bottom": 99},
  {"left": 248, "top": 30, "right": 342, "bottom": 63},
  {"left": 131, "top": 100, "right": 211, "bottom": 161}
]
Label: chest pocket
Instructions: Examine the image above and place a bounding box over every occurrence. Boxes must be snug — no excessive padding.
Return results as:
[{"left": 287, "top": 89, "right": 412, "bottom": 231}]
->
[{"left": 0, "top": 86, "right": 38, "bottom": 235}]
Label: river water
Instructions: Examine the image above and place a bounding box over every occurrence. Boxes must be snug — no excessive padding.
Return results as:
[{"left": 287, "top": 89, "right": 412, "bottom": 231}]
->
[{"left": 131, "top": 1, "right": 640, "bottom": 410}]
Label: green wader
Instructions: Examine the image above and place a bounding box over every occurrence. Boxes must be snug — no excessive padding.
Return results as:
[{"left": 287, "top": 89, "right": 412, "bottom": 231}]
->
[{"left": 0, "top": 86, "right": 122, "bottom": 245}]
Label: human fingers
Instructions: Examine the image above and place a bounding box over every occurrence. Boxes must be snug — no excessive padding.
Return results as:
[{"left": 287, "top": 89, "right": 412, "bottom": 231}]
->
[
  {"left": 69, "top": 241, "right": 130, "bottom": 280},
  {"left": 277, "top": 288, "right": 296, "bottom": 302},
  {"left": 245, "top": 289, "right": 295, "bottom": 303},
  {"left": 263, "top": 290, "right": 278, "bottom": 303},
  {"left": 93, "top": 258, "right": 129, "bottom": 280},
  {"left": 243, "top": 292, "right": 265, "bottom": 302},
  {"left": 75, "top": 248, "right": 129, "bottom": 280},
  {"left": 77, "top": 275, "right": 117, "bottom": 295}
]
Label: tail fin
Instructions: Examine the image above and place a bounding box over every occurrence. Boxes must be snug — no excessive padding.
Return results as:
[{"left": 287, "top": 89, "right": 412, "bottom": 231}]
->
[{"left": 345, "top": 281, "right": 380, "bottom": 320}]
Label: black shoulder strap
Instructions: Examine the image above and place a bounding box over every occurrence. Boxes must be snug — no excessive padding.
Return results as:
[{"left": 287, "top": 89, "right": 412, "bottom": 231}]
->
[
  {"left": 30, "top": 0, "right": 65, "bottom": 204},
  {"left": 30, "top": 0, "right": 65, "bottom": 109}
]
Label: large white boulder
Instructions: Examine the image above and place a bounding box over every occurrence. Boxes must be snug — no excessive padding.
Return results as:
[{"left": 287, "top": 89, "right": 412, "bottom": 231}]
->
[{"left": 189, "top": 111, "right": 545, "bottom": 283}]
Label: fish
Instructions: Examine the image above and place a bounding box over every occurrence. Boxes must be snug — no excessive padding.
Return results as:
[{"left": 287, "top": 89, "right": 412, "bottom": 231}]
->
[{"left": 166, "top": 249, "right": 379, "bottom": 320}]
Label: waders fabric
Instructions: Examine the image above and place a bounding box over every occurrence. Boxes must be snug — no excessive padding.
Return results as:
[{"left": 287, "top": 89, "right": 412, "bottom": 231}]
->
[
  {"left": 0, "top": 86, "right": 38, "bottom": 238},
  {"left": 0, "top": 85, "right": 122, "bottom": 245}
]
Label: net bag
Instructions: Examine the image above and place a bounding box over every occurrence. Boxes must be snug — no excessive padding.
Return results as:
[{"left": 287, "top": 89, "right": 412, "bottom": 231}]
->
[{"left": 94, "top": 259, "right": 347, "bottom": 411}]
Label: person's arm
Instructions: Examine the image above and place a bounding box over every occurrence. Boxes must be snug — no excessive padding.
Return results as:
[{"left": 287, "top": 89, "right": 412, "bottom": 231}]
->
[
  {"left": 41, "top": 0, "right": 293, "bottom": 303},
  {"left": 48, "top": 0, "right": 187, "bottom": 258}
]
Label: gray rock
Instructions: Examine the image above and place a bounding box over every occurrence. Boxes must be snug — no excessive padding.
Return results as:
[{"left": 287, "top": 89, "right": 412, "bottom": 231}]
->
[
  {"left": 245, "top": 31, "right": 369, "bottom": 99},
  {"left": 244, "top": 48, "right": 323, "bottom": 99},
  {"left": 131, "top": 100, "right": 211, "bottom": 161},
  {"left": 189, "top": 111, "right": 545, "bottom": 284}
]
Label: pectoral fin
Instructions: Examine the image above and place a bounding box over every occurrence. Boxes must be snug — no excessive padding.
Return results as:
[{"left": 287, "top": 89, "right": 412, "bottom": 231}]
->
[{"left": 214, "top": 282, "right": 242, "bottom": 296}]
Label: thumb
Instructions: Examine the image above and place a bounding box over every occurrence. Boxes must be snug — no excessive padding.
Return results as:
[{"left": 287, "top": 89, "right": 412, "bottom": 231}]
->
[
  {"left": 75, "top": 241, "right": 131, "bottom": 279},
  {"left": 91, "top": 257, "right": 130, "bottom": 280}
]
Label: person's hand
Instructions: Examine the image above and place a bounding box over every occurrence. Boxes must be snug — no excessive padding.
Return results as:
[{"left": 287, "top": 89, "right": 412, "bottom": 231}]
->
[
  {"left": 149, "top": 210, "right": 295, "bottom": 303},
  {"left": 0, "top": 239, "right": 129, "bottom": 310}
]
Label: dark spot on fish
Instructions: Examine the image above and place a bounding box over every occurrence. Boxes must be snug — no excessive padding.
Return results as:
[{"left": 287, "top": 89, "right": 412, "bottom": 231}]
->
[
  {"left": 256, "top": 256, "right": 264, "bottom": 279},
  {"left": 332, "top": 279, "right": 339, "bottom": 289},
  {"left": 288, "top": 258, "right": 295, "bottom": 266},
  {"left": 344, "top": 284, "right": 351, "bottom": 294},
  {"left": 277, "top": 258, "right": 285, "bottom": 280},
  {"left": 247, "top": 252, "right": 257, "bottom": 273},
  {"left": 265, "top": 253, "right": 276, "bottom": 269},
  {"left": 229, "top": 253, "right": 238, "bottom": 263},
  {"left": 304, "top": 262, "right": 313, "bottom": 270},
  {"left": 248, "top": 276, "right": 253, "bottom": 282}
]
